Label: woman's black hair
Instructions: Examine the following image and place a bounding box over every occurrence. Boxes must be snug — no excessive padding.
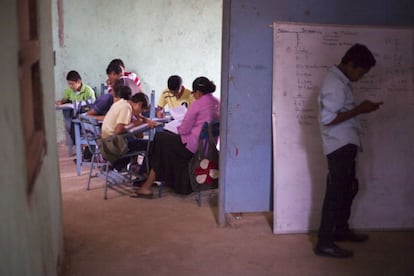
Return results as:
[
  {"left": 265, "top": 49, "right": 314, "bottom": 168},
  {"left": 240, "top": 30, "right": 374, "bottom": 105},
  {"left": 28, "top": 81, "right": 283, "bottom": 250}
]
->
[{"left": 192, "top": 76, "right": 216, "bottom": 94}]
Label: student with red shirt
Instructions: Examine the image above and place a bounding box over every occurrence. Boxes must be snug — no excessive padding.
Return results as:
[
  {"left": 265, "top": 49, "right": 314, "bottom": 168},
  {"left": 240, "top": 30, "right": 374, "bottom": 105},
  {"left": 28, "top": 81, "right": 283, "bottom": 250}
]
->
[{"left": 109, "top": 58, "right": 143, "bottom": 93}]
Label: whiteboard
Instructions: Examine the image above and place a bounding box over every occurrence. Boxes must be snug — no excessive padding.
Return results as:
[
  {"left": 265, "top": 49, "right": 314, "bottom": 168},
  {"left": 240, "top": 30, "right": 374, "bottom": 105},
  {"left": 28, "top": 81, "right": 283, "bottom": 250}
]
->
[{"left": 272, "top": 22, "right": 414, "bottom": 234}]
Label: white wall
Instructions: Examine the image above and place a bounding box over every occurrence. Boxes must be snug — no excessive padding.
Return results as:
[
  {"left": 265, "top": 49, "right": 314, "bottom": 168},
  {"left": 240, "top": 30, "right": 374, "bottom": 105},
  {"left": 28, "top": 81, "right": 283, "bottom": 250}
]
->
[{"left": 53, "top": 0, "right": 222, "bottom": 142}]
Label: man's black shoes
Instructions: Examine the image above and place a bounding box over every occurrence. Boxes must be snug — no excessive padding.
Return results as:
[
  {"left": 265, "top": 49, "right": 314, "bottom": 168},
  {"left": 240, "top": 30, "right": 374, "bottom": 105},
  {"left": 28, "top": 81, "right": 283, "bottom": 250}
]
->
[
  {"left": 315, "top": 230, "right": 368, "bottom": 258},
  {"left": 314, "top": 243, "right": 353, "bottom": 258},
  {"left": 335, "top": 230, "right": 368, "bottom": 242}
]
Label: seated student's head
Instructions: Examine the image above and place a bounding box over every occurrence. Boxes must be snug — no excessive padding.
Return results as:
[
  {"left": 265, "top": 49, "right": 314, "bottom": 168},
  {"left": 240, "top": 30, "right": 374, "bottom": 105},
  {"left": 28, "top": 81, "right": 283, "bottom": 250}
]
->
[
  {"left": 130, "top": 93, "right": 149, "bottom": 116},
  {"left": 112, "top": 79, "right": 132, "bottom": 100},
  {"left": 109, "top": 58, "right": 126, "bottom": 74},
  {"left": 66, "top": 70, "right": 82, "bottom": 91},
  {"left": 106, "top": 63, "right": 123, "bottom": 86},
  {"left": 192, "top": 76, "right": 216, "bottom": 99},
  {"left": 167, "top": 75, "right": 183, "bottom": 94}
]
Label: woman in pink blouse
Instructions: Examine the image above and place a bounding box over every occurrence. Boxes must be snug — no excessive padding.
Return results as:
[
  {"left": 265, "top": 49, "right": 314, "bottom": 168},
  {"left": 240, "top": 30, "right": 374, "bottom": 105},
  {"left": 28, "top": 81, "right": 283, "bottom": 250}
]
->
[{"left": 133, "top": 76, "right": 220, "bottom": 198}]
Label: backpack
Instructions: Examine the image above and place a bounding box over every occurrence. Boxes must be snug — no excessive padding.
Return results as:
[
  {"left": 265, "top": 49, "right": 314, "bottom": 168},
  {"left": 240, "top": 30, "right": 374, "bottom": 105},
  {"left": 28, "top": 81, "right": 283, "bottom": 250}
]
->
[{"left": 188, "top": 121, "right": 220, "bottom": 192}]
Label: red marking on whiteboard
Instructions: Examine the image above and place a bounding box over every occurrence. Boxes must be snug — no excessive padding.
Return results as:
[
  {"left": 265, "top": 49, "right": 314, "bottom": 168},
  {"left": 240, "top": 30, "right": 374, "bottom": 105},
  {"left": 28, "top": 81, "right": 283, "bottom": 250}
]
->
[{"left": 235, "top": 147, "right": 239, "bottom": 156}]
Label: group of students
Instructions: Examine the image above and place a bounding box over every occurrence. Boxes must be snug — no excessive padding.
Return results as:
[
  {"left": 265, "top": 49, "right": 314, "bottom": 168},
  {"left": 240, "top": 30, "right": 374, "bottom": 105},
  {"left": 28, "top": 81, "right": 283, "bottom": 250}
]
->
[
  {"left": 56, "top": 58, "right": 220, "bottom": 197},
  {"left": 57, "top": 45, "right": 383, "bottom": 258}
]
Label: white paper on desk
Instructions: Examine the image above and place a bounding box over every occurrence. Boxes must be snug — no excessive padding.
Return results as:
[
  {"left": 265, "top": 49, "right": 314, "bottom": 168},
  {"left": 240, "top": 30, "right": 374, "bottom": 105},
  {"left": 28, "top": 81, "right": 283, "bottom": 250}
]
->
[
  {"left": 127, "top": 122, "right": 162, "bottom": 133},
  {"left": 55, "top": 103, "right": 74, "bottom": 110},
  {"left": 163, "top": 106, "right": 186, "bottom": 134},
  {"left": 169, "top": 106, "right": 187, "bottom": 120},
  {"left": 163, "top": 119, "right": 183, "bottom": 134},
  {"left": 152, "top": 117, "right": 171, "bottom": 123},
  {"left": 127, "top": 123, "right": 150, "bottom": 133}
]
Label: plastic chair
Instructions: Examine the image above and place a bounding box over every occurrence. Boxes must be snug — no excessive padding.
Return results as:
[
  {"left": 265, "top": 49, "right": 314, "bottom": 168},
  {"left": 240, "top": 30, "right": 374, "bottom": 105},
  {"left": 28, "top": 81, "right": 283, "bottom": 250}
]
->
[
  {"left": 100, "top": 83, "right": 109, "bottom": 96},
  {"left": 78, "top": 114, "right": 150, "bottom": 200}
]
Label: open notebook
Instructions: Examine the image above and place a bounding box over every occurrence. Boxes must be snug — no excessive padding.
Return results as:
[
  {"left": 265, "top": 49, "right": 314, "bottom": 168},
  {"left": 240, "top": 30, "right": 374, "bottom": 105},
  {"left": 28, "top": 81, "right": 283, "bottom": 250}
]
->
[{"left": 163, "top": 106, "right": 187, "bottom": 134}]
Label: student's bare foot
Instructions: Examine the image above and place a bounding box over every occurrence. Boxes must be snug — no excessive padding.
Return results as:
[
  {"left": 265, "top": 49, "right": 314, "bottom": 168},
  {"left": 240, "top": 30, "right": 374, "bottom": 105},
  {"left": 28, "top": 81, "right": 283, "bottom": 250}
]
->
[
  {"left": 135, "top": 187, "right": 152, "bottom": 195},
  {"left": 130, "top": 188, "right": 153, "bottom": 199}
]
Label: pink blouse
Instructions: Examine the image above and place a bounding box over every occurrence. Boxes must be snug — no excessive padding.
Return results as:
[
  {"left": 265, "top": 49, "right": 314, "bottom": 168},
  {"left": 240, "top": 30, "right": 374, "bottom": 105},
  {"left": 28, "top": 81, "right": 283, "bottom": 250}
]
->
[{"left": 178, "top": 94, "right": 220, "bottom": 153}]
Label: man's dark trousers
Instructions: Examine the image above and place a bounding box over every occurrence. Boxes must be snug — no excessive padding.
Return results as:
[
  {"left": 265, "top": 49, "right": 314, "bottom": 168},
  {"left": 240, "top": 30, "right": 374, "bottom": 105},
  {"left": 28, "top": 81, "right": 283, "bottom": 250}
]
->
[{"left": 317, "top": 144, "right": 359, "bottom": 245}]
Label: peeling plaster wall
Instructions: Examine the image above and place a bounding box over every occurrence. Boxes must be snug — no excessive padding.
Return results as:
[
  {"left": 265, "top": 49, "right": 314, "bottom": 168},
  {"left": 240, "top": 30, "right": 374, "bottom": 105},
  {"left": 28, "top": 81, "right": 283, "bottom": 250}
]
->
[
  {"left": 0, "top": 0, "right": 63, "bottom": 275},
  {"left": 52, "top": 0, "right": 222, "bottom": 142}
]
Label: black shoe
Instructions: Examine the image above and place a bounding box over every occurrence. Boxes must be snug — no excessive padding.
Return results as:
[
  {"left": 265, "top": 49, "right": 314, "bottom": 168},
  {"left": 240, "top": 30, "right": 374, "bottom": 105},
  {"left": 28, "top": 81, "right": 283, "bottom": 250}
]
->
[
  {"left": 314, "top": 243, "right": 353, "bottom": 258},
  {"left": 335, "top": 230, "right": 368, "bottom": 242}
]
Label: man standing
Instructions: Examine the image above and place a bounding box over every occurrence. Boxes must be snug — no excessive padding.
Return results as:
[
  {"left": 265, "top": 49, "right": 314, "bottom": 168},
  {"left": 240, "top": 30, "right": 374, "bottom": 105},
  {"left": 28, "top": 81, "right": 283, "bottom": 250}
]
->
[{"left": 314, "top": 44, "right": 383, "bottom": 258}]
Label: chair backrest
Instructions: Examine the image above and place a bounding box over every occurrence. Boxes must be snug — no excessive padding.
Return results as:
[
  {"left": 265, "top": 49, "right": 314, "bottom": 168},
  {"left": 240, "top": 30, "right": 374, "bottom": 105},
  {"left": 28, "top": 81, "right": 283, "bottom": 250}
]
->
[
  {"left": 199, "top": 120, "right": 220, "bottom": 139},
  {"left": 150, "top": 90, "right": 156, "bottom": 118},
  {"left": 78, "top": 114, "right": 101, "bottom": 153},
  {"left": 100, "top": 83, "right": 109, "bottom": 96},
  {"left": 198, "top": 120, "right": 220, "bottom": 154},
  {"left": 92, "top": 86, "right": 98, "bottom": 98}
]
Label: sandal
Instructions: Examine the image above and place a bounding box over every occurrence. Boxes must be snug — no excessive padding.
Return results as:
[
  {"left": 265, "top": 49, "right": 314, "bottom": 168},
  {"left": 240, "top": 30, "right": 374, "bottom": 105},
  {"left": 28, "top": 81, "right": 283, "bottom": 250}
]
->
[{"left": 130, "top": 192, "right": 153, "bottom": 199}]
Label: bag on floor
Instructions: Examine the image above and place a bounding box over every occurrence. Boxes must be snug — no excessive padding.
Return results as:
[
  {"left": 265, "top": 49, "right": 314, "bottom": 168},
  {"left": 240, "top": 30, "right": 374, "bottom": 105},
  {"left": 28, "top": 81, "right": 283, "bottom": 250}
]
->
[
  {"left": 189, "top": 121, "right": 219, "bottom": 192},
  {"left": 96, "top": 134, "right": 129, "bottom": 163}
]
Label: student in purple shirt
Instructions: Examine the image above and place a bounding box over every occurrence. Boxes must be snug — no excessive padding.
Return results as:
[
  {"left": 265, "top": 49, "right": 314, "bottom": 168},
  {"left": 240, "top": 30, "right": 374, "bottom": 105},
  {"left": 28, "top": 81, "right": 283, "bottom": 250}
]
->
[
  {"left": 86, "top": 63, "right": 142, "bottom": 120},
  {"left": 87, "top": 93, "right": 114, "bottom": 119},
  {"left": 85, "top": 63, "right": 122, "bottom": 120},
  {"left": 132, "top": 76, "right": 220, "bottom": 198}
]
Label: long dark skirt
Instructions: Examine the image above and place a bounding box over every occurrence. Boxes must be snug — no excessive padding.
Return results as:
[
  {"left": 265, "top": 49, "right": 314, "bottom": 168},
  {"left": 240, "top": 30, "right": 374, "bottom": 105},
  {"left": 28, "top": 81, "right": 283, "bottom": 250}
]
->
[{"left": 150, "top": 131, "right": 194, "bottom": 195}]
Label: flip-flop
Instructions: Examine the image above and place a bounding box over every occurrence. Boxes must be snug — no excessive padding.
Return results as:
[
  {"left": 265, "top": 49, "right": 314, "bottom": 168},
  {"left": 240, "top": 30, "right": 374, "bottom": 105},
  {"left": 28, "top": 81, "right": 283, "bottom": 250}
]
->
[{"left": 130, "top": 192, "right": 153, "bottom": 199}]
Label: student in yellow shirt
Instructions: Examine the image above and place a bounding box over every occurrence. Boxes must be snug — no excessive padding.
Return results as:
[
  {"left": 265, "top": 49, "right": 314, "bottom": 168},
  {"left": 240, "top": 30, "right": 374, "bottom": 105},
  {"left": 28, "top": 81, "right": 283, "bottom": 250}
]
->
[
  {"left": 156, "top": 75, "right": 194, "bottom": 118},
  {"left": 101, "top": 80, "right": 154, "bottom": 171}
]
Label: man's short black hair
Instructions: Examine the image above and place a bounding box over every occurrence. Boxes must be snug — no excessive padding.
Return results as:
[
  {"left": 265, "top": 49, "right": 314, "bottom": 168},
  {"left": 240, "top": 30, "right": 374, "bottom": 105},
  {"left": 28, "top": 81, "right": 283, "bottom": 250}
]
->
[
  {"left": 109, "top": 58, "right": 125, "bottom": 68},
  {"left": 131, "top": 93, "right": 149, "bottom": 110},
  {"left": 341, "top": 43, "right": 376, "bottom": 69},
  {"left": 66, "top": 70, "right": 81, "bottom": 82},
  {"left": 112, "top": 79, "right": 131, "bottom": 100},
  {"left": 106, "top": 63, "right": 122, "bottom": 75},
  {"left": 167, "top": 75, "right": 183, "bottom": 91}
]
